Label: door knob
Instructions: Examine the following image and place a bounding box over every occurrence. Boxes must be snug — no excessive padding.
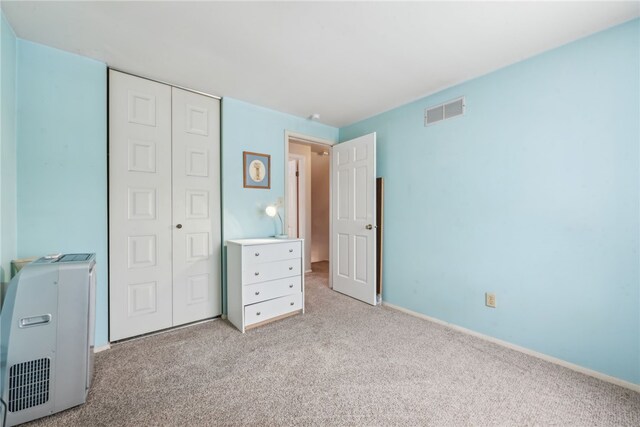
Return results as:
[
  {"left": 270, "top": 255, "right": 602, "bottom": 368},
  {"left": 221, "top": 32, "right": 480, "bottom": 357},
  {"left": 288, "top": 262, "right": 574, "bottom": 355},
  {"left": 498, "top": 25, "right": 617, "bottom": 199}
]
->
[
  {"left": 365, "top": 224, "right": 374, "bottom": 230},
  {"left": 176, "top": 224, "right": 183, "bottom": 229}
]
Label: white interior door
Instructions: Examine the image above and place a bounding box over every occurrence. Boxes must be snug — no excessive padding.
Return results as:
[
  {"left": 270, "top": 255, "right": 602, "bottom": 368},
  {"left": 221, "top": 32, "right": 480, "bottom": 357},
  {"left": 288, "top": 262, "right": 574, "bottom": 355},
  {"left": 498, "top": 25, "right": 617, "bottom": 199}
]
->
[
  {"left": 331, "top": 132, "right": 377, "bottom": 305},
  {"left": 287, "top": 159, "right": 298, "bottom": 237},
  {"left": 109, "top": 70, "right": 173, "bottom": 340},
  {"left": 171, "top": 87, "right": 221, "bottom": 325}
]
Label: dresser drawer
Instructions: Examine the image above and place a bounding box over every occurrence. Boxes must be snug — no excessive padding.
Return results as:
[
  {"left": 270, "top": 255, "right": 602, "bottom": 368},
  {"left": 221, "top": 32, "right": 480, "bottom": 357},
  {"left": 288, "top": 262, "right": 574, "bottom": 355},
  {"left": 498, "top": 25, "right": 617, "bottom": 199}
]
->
[
  {"left": 243, "top": 241, "right": 301, "bottom": 265},
  {"left": 243, "top": 258, "right": 301, "bottom": 285},
  {"left": 244, "top": 292, "right": 302, "bottom": 326},
  {"left": 243, "top": 276, "right": 302, "bottom": 305}
]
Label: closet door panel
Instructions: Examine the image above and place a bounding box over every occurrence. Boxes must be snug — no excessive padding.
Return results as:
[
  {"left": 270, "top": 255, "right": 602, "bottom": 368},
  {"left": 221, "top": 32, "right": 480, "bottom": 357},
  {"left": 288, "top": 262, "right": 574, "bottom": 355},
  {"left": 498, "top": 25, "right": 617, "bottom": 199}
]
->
[
  {"left": 109, "top": 70, "right": 173, "bottom": 341},
  {"left": 171, "top": 87, "right": 221, "bottom": 325}
]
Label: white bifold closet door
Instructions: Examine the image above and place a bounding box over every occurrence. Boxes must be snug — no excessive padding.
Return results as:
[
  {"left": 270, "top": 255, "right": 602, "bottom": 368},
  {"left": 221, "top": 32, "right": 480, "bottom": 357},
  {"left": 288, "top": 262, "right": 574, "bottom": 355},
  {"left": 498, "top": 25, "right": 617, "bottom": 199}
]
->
[
  {"left": 109, "top": 70, "right": 221, "bottom": 341},
  {"left": 171, "top": 87, "right": 220, "bottom": 326}
]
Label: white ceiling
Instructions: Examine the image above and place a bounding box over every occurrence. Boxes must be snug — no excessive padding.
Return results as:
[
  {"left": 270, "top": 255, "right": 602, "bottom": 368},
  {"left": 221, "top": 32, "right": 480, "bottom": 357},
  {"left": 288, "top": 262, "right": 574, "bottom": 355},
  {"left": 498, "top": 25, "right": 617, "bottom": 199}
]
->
[{"left": 2, "top": 1, "right": 638, "bottom": 127}]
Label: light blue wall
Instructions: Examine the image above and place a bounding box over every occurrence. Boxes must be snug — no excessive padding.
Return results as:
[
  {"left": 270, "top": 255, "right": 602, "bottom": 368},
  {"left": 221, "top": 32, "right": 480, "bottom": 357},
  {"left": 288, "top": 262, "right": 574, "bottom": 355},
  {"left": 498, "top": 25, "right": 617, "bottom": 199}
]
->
[
  {"left": 340, "top": 19, "right": 640, "bottom": 384},
  {"left": 0, "top": 12, "right": 17, "bottom": 285},
  {"left": 16, "top": 40, "right": 108, "bottom": 346},
  {"left": 222, "top": 97, "right": 338, "bottom": 240},
  {"left": 221, "top": 97, "right": 338, "bottom": 310}
]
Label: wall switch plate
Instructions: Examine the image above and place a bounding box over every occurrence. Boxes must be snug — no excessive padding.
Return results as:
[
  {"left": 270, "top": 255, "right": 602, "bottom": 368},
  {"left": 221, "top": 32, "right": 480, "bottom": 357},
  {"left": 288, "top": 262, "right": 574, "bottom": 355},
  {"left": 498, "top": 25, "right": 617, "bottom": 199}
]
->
[{"left": 485, "top": 292, "right": 496, "bottom": 308}]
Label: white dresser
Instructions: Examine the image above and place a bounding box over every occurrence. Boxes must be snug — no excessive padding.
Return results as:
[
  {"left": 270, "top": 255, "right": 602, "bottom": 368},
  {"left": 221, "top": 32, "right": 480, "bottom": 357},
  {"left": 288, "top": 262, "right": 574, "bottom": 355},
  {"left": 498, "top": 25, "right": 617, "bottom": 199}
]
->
[{"left": 227, "top": 238, "right": 304, "bottom": 332}]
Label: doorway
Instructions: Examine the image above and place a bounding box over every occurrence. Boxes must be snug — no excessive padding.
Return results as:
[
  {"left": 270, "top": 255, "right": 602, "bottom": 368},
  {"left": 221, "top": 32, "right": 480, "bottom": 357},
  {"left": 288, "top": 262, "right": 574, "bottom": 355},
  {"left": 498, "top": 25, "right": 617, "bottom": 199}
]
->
[{"left": 285, "top": 132, "right": 333, "bottom": 281}]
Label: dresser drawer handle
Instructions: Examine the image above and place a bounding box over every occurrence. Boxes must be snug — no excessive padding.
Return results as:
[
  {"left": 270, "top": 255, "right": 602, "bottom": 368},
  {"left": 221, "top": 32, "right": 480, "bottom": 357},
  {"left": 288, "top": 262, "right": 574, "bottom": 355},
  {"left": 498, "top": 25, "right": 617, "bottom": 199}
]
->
[
  {"left": 255, "top": 291, "right": 260, "bottom": 296},
  {"left": 289, "top": 284, "right": 294, "bottom": 288},
  {"left": 290, "top": 302, "right": 295, "bottom": 306},
  {"left": 256, "top": 311, "right": 261, "bottom": 316},
  {"left": 289, "top": 249, "right": 293, "bottom": 253},
  {"left": 255, "top": 252, "right": 260, "bottom": 257},
  {"left": 289, "top": 266, "right": 293, "bottom": 270},
  {"left": 254, "top": 272, "right": 260, "bottom": 276}
]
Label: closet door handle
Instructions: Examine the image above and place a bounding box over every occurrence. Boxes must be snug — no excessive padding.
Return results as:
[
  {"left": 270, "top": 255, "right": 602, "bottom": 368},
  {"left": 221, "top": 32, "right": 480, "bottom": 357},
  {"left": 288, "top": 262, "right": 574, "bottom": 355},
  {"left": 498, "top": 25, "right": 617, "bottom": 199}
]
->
[
  {"left": 290, "top": 302, "right": 295, "bottom": 306},
  {"left": 254, "top": 272, "right": 260, "bottom": 276},
  {"left": 289, "top": 249, "right": 293, "bottom": 253},
  {"left": 256, "top": 312, "right": 261, "bottom": 316},
  {"left": 255, "top": 291, "right": 260, "bottom": 296},
  {"left": 289, "top": 284, "right": 294, "bottom": 288},
  {"left": 176, "top": 224, "right": 183, "bottom": 229},
  {"left": 255, "top": 252, "right": 260, "bottom": 257},
  {"left": 289, "top": 266, "right": 293, "bottom": 271}
]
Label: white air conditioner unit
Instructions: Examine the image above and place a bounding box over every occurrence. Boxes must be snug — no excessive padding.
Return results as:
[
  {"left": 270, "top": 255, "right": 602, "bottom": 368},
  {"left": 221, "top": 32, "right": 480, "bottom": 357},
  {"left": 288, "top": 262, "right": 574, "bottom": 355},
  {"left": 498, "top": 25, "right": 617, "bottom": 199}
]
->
[{"left": 0, "top": 253, "right": 96, "bottom": 426}]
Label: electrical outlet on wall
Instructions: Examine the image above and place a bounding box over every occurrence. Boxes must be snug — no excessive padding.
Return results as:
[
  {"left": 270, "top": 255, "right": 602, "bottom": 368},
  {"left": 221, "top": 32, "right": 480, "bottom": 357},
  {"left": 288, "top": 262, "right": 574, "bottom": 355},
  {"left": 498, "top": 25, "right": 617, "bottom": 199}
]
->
[{"left": 485, "top": 292, "right": 496, "bottom": 308}]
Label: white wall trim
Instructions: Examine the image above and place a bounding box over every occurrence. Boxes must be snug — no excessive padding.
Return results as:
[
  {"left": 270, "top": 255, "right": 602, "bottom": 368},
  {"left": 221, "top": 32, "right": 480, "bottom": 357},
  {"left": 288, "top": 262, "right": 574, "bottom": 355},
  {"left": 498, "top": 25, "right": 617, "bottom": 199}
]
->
[
  {"left": 94, "top": 344, "right": 111, "bottom": 353},
  {"left": 285, "top": 131, "right": 336, "bottom": 147},
  {"left": 288, "top": 153, "right": 307, "bottom": 238},
  {"left": 382, "top": 301, "right": 640, "bottom": 393}
]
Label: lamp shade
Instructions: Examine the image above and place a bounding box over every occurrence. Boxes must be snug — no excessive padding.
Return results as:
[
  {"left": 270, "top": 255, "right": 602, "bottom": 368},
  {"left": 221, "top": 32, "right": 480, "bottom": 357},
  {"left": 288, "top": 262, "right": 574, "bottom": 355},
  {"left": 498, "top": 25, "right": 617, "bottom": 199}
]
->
[{"left": 265, "top": 205, "right": 277, "bottom": 217}]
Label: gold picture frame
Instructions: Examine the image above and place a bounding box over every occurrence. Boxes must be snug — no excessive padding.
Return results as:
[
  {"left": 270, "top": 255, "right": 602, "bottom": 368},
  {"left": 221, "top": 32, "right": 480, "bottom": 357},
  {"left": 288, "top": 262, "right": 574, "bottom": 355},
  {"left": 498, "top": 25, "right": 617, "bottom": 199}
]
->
[{"left": 243, "top": 151, "right": 271, "bottom": 189}]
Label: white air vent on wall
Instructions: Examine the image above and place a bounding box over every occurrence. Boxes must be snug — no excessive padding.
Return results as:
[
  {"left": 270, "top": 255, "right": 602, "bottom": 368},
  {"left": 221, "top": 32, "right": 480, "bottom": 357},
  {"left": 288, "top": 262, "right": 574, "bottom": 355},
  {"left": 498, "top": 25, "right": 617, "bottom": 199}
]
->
[{"left": 425, "top": 97, "right": 465, "bottom": 126}]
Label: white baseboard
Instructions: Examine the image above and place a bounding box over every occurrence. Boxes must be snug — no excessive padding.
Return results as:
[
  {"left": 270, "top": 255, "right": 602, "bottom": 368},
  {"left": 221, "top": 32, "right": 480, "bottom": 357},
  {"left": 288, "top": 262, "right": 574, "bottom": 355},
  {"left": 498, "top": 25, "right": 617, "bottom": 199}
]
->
[
  {"left": 94, "top": 344, "right": 111, "bottom": 353},
  {"left": 382, "top": 301, "right": 640, "bottom": 393}
]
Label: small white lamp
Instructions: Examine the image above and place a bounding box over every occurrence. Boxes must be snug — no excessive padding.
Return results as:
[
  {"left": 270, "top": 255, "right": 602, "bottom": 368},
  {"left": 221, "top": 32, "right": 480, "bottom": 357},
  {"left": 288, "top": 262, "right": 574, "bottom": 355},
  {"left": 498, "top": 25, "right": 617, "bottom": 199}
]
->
[{"left": 265, "top": 205, "right": 288, "bottom": 239}]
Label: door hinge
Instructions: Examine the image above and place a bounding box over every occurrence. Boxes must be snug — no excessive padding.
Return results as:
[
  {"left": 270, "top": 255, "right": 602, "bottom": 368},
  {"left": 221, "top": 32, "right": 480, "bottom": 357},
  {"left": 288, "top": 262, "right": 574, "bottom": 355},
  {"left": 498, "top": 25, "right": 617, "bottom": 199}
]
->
[{"left": 295, "top": 171, "right": 299, "bottom": 177}]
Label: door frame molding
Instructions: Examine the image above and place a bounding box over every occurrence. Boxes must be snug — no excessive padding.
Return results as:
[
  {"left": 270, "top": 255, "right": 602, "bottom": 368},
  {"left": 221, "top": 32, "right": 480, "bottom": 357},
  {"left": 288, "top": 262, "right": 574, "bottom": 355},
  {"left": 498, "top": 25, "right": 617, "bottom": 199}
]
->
[
  {"left": 284, "top": 131, "right": 336, "bottom": 286},
  {"left": 287, "top": 153, "right": 306, "bottom": 241},
  {"left": 108, "top": 67, "right": 221, "bottom": 100}
]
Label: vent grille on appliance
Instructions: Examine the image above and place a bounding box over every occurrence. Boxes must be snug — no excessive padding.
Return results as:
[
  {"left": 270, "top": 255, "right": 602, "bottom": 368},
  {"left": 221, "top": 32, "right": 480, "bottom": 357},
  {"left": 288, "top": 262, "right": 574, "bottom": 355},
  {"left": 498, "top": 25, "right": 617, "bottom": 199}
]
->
[
  {"left": 8, "top": 358, "right": 51, "bottom": 412},
  {"left": 425, "top": 97, "right": 465, "bottom": 126}
]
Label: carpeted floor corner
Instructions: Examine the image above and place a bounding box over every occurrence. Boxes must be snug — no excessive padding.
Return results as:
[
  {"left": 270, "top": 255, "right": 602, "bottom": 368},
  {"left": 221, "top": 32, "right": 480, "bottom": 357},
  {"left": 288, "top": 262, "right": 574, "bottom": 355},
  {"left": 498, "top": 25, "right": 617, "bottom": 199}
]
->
[{"left": 27, "top": 261, "right": 640, "bottom": 426}]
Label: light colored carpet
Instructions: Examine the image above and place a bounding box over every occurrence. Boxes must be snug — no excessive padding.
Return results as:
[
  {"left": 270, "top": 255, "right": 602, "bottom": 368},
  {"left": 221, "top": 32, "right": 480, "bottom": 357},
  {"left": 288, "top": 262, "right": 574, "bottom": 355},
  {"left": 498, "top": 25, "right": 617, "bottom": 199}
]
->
[{"left": 27, "top": 261, "right": 640, "bottom": 426}]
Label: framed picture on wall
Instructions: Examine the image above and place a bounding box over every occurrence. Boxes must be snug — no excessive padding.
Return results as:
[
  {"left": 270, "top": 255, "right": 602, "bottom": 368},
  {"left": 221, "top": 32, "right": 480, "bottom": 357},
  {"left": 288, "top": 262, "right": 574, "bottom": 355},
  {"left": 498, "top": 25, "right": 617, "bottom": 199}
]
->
[{"left": 243, "top": 151, "right": 271, "bottom": 189}]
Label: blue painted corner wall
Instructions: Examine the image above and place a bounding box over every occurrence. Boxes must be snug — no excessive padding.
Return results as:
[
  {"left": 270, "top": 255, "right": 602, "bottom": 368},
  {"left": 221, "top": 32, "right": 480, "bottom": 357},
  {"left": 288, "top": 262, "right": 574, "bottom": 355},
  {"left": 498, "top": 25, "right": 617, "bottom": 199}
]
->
[
  {"left": 340, "top": 18, "right": 640, "bottom": 384},
  {"left": 16, "top": 40, "right": 109, "bottom": 347},
  {"left": 0, "top": 12, "right": 18, "bottom": 285}
]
